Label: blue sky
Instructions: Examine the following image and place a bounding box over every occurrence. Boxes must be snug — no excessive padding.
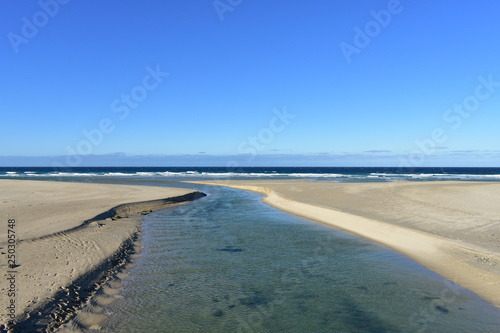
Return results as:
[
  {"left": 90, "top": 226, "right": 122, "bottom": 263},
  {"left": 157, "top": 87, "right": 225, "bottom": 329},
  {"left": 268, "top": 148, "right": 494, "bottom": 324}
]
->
[{"left": 1, "top": 0, "right": 500, "bottom": 166}]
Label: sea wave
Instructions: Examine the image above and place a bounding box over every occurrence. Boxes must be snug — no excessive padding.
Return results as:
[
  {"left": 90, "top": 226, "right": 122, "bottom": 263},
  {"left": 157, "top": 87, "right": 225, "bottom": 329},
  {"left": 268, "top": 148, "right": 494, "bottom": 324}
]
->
[
  {"left": 0, "top": 171, "right": 344, "bottom": 178},
  {"left": 1, "top": 171, "right": 500, "bottom": 181},
  {"left": 368, "top": 173, "right": 500, "bottom": 180}
]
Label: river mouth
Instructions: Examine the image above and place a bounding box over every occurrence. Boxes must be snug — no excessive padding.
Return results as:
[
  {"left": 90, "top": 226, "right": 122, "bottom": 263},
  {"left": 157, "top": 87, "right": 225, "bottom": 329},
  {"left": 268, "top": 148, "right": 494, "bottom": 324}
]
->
[{"left": 96, "top": 184, "right": 500, "bottom": 332}]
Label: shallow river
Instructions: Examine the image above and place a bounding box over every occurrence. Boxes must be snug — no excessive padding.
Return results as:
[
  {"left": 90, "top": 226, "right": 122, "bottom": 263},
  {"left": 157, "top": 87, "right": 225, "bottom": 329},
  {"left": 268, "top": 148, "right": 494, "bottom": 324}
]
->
[{"left": 100, "top": 184, "right": 500, "bottom": 333}]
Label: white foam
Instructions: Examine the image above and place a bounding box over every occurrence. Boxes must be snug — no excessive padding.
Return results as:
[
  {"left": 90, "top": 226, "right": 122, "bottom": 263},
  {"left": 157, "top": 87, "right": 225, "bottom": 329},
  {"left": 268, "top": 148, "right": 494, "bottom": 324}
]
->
[
  {"left": 3, "top": 171, "right": 500, "bottom": 181},
  {"left": 103, "top": 172, "right": 133, "bottom": 176},
  {"left": 48, "top": 172, "right": 100, "bottom": 177},
  {"left": 369, "top": 172, "right": 500, "bottom": 181},
  {"left": 287, "top": 173, "right": 344, "bottom": 178}
]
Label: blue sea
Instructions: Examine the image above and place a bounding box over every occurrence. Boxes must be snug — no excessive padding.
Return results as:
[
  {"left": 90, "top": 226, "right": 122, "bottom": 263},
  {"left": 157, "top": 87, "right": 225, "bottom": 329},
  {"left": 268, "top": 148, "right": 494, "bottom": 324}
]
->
[
  {"left": 1, "top": 166, "right": 500, "bottom": 181},
  {"left": 3, "top": 167, "right": 500, "bottom": 332}
]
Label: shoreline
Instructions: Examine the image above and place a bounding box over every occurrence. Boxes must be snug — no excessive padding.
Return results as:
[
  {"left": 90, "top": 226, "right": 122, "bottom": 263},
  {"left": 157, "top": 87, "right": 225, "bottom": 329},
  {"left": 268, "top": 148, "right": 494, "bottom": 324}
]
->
[
  {"left": 17, "top": 230, "right": 141, "bottom": 332},
  {"left": 189, "top": 180, "right": 500, "bottom": 309},
  {"left": 0, "top": 180, "right": 206, "bottom": 331}
]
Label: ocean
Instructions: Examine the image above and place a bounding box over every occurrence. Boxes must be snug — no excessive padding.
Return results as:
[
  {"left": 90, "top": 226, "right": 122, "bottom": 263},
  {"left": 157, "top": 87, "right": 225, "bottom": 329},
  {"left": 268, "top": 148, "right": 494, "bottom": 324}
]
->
[
  {"left": 3, "top": 167, "right": 500, "bottom": 331},
  {"left": 1, "top": 166, "right": 500, "bottom": 181}
]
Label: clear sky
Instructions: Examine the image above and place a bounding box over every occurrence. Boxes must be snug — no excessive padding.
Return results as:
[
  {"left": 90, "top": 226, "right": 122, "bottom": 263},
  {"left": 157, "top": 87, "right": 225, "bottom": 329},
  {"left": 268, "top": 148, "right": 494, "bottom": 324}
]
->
[{"left": 1, "top": 0, "right": 500, "bottom": 166}]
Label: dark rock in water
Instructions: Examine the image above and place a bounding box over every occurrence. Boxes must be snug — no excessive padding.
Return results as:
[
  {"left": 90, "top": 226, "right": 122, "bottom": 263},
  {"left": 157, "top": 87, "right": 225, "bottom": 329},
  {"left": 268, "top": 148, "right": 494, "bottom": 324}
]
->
[
  {"left": 212, "top": 310, "right": 224, "bottom": 317},
  {"left": 423, "top": 296, "right": 440, "bottom": 300},
  {"left": 382, "top": 281, "right": 397, "bottom": 286},
  {"left": 220, "top": 248, "right": 243, "bottom": 253},
  {"left": 218, "top": 246, "right": 243, "bottom": 253},
  {"left": 239, "top": 291, "right": 271, "bottom": 308},
  {"left": 435, "top": 305, "right": 449, "bottom": 313}
]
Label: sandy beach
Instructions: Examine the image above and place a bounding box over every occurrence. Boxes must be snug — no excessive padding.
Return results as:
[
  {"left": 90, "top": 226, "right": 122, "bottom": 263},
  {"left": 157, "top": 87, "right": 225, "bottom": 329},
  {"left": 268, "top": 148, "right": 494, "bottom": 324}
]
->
[
  {"left": 0, "top": 179, "right": 205, "bottom": 331},
  {"left": 2, "top": 178, "right": 499, "bottom": 330},
  {"left": 191, "top": 180, "right": 500, "bottom": 309}
]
